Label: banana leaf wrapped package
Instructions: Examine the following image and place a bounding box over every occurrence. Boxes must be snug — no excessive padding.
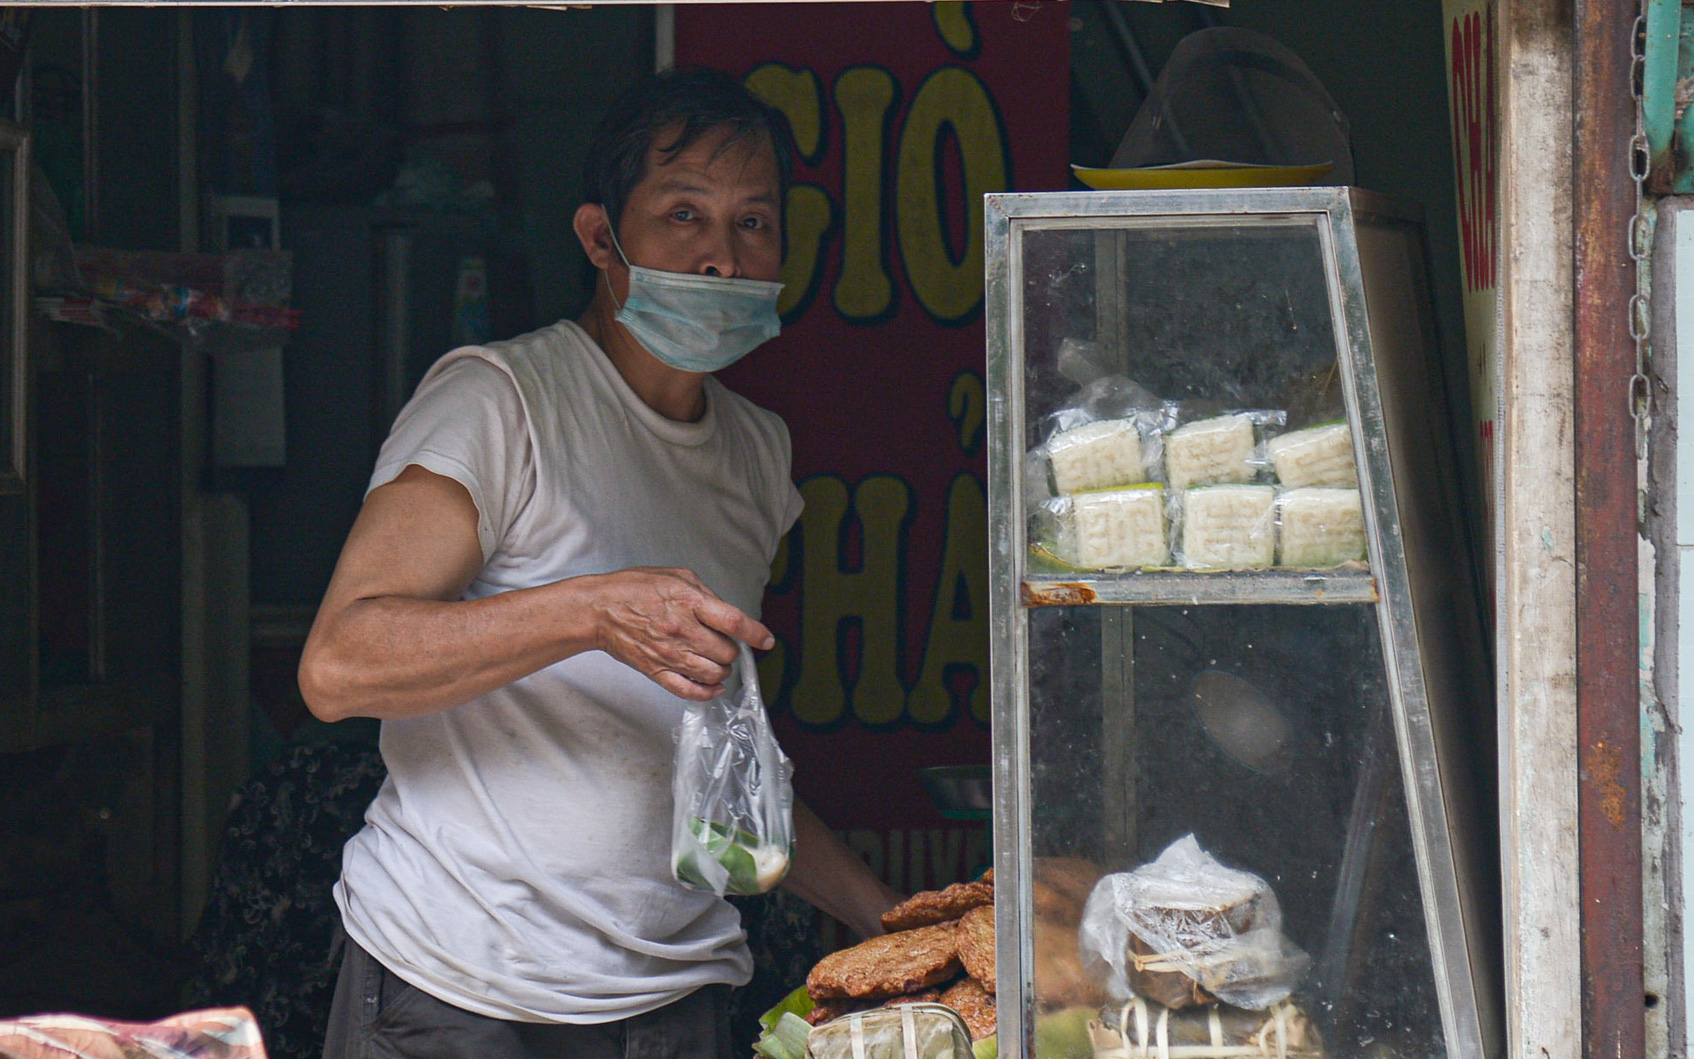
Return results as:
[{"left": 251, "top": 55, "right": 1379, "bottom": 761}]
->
[
  {"left": 1088, "top": 998, "right": 1323, "bottom": 1059},
  {"left": 808, "top": 1004, "right": 975, "bottom": 1059}
]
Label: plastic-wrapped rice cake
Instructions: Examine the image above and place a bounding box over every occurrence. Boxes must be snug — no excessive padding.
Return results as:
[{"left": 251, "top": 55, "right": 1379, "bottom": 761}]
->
[
  {"left": 1278, "top": 487, "right": 1366, "bottom": 567},
  {"left": 1165, "top": 414, "right": 1257, "bottom": 491},
  {"left": 1182, "top": 485, "right": 1276, "bottom": 569},
  {"left": 1059, "top": 487, "right": 1168, "bottom": 569},
  {"left": 1267, "top": 421, "right": 1357, "bottom": 488},
  {"left": 1047, "top": 419, "right": 1144, "bottom": 494}
]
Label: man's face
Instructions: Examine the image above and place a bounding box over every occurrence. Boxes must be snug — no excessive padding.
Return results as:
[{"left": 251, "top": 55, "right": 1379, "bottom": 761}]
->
[{"left": 602, "top": 123, "right": 783, "bottom": 298}]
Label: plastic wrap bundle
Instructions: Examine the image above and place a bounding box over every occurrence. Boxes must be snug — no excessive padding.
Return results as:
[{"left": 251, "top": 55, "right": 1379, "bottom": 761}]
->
[
  {"left": 1045, "top": 487, "right": 1170, "bottom": 570},
  {"left": 670, "top": 643, "right": 795, "bottom": 897},
  {"left": 1035, "top": 382, "right": 1175, "bottom": 500},
  {"left": 1265, "top": 422, "right": 1356, "bottom": 489},
  {"left": 1276, "top": 488, "right": 1365, "bottom": 568},
  {"left": 1078, "top": 835, "right": 1310, "bottom": 1012},
  {"left": 1179, "top": 486, "right": 1276, "bottom": 570},
  {"left": 1163, "top": 412, "right": 1283, "bottom": 492},
  {"left": 807, "top": 1004, "right": 975, "bottom": 1059},
  {"left": 1049, "top": 420, "right": 1150, "bottom": 494}
]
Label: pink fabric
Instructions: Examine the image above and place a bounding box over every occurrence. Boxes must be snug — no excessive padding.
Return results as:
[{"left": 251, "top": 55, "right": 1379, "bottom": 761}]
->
[{"left": 0, "top": 1006, "right": 267, "bottom": 1059}]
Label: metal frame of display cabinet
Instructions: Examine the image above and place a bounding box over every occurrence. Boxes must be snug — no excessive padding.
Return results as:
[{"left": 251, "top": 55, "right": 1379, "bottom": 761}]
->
[{"left": 985, "top": 187, "right": 1500, "bottom": 1059}]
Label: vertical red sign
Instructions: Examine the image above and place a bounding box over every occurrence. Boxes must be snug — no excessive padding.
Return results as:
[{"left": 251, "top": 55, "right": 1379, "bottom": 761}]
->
[
  {"left": 1443, "top": 0, "right": 1501, "bottom": 581},
  {"left": 676, "top": 3, "right": 1070, "bottom": 900},
  {"left": 1450, "top": 7, "right": 1498, "bottom": 293}
]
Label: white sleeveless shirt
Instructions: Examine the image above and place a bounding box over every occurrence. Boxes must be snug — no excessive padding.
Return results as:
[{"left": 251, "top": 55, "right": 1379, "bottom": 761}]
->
[{"left": 333, "top": 320, "right": 803, "bottom": 1023}]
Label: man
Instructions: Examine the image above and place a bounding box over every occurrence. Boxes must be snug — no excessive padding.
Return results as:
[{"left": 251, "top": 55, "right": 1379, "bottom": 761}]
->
[{"left": 300, "top": 70, "right": 900, "bottom": 1059}]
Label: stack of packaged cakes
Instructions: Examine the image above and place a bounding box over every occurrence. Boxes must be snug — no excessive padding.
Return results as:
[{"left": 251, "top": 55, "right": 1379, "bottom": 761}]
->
[{"left": 1033, "top": 409, "right": 1367, "bottom": 572}]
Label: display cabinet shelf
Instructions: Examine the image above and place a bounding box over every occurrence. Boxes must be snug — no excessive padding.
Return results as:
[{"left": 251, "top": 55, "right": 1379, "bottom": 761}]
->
[{"left": 1021, "top": 565, "right": 1377, "bottom": 607}]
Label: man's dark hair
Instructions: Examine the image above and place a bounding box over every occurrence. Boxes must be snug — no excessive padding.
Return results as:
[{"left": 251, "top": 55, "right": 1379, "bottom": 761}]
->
[{"left": 582, "top": 67, "right": 796, "bottom": 235}]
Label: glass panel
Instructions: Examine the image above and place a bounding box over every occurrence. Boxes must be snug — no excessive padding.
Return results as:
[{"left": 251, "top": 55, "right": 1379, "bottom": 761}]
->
[
  {"left": 1017, "top": 220, "right": 1365, "bottom": 578},
  {"left": 1024, "top": 602, "right": 1440, "bottom": 1058}
]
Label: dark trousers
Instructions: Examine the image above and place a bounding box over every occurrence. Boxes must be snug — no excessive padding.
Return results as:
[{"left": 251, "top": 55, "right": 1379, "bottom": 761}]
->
[{"left": 322, "top": 930, "right": 732, "bottom": 1059}]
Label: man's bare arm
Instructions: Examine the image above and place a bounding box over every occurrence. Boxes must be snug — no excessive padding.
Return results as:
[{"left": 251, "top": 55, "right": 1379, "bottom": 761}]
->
[
  {"left": 299, "top": 465, "right": 774, "bottom": 722},
  {"left": 782, "top": 801, "right": 903, "bottom": 939}
]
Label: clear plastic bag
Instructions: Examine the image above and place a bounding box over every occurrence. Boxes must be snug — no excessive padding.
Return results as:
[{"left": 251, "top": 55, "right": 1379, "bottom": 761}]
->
[
  {"left": 671, "top": 643, "right": 795, "bottom": 897},
  {"left": 1078, "top": 835, "right": 1310, "bottom": 1012}
]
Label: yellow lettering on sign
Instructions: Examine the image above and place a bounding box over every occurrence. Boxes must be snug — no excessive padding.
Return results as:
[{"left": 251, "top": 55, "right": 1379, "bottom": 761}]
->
[
  {"left": 745, "top": 63, "right": 825, "bottom": 161},
  {"left": 833, "top": 66, "right": 898, "bottom": 321},
  {"left": 743, "top": 65, "right": 836, "bottom": 320},
  {"left": 792, "top": 475, "right": 910, "bottom": 725},
  {"left": 947, "top": 371, "right": 986, "bottom": 455},
  {"left": 896, "top": 66, "right": 1008, "bottom": 322},
  {"left": 932, "top": 2, "right": 979, "bottom": 58},
  {"left": 908, "top": 473, "right": 988, "bottom": 724},
  {"left": 777, "top": 184, "right": 834, "bottom": 318}
]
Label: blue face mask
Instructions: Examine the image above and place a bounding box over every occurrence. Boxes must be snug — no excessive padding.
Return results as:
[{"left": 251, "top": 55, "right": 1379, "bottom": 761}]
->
[{"left": 608, "top": 226, "right": 784, "bottom": 373}]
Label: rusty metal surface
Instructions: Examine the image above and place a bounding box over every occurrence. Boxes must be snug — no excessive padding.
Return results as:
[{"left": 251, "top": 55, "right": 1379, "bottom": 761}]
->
[
  {"left": 1573, "top": 2, "right": 1646, "bottom": 1058},
  {"left": 1019, "top": 581, "right": 1097, "bottom": 607}
]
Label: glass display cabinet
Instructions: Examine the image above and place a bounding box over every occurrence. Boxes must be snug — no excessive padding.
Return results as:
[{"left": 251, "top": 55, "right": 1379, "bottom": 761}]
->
[{"left": 984, "top": 188, "right": 1500, "bottom": 1059}]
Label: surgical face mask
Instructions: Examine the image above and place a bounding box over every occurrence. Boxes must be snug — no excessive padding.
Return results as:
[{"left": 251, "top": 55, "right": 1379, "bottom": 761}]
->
[{"left": 607, "top": 224, "right": 783, "bottom": 373}]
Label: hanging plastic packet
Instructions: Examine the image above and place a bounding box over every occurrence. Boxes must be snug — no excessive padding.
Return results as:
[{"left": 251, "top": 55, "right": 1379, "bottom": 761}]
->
[{"left": 671, "top": 643, "right": 795, "bottom": 897}]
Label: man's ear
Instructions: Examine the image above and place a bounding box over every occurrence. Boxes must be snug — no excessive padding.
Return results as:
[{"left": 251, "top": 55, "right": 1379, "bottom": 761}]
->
[{"left": 573, "top": 203, "right": 615, "bottom": 271}]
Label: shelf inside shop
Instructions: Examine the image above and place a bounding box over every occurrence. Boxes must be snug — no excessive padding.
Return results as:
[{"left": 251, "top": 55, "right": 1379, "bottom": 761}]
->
[{"left": 1020, "top": 564, "right": 1377, "bottom": 606}]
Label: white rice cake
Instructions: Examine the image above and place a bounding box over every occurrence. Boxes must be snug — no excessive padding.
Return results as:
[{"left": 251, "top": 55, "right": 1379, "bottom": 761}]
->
[
  {"left": 1061, "top": 487, "right": 1168, "bottom": 569},
  {"left": 1047, "top": 420, "right": 1144, "bottom": 494},
  {"left": 1278, "top": 488, "right": 1366, "bottom": 567},
  {"left": 1182, "top": 485, "right": 1276, "bottom": 569},
  {"left": 1165, "top": 414, "right": 1257, "bottom": 490},
  {"left": 1267, "top": 422, "right": 1357, "bottom": 488}
]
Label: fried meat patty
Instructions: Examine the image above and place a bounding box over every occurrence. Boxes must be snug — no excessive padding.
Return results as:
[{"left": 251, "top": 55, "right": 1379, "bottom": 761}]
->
[
  {"left": 955, "top": 905, "right": 996, "bottom": 991},
  {"left": 882, "top": 987, "right": 944, "bottom": 1006},
  {"left": 940, "top": 977, "right": 998, "bottom": 1041},
  {"left": 807, "top": 922, "right": 962, "bottom": 1001},
  {"left": 805, "top": 997, "right": 870, "bottom": 1026},
  {"left": 880, "top": 881, "right": 995, "bottom": 932}
]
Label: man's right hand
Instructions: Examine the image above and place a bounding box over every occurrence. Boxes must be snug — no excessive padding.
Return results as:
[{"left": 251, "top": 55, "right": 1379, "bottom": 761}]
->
[
  {"left": 301, "top": 465, "right": 774, "bottom": 721},
  {"left": 581, "top": 567, "right": 774, "bottom": 701}
]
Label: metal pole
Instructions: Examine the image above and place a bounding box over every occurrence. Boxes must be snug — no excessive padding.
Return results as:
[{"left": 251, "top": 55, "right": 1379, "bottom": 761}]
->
[{"left": 1572, "top": 2, "right": 1646, "bottom": 1058}]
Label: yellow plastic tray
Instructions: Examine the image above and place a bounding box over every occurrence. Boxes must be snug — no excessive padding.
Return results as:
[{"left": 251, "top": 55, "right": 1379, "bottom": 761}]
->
[{"left": 1071, "top": 160, "right": 1334, "bottom": 190}]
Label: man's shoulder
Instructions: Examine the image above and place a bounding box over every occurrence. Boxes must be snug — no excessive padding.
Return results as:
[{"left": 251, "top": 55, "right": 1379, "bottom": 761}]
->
[
  {"left": 421, "top": 321, "right": 594, "bottom": 401},
  {"left": 465, "top": 320, "right": 586, "bottom": 372},
  {"left": 709, "top": 378, "right": 790, "bottom": 441}
]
